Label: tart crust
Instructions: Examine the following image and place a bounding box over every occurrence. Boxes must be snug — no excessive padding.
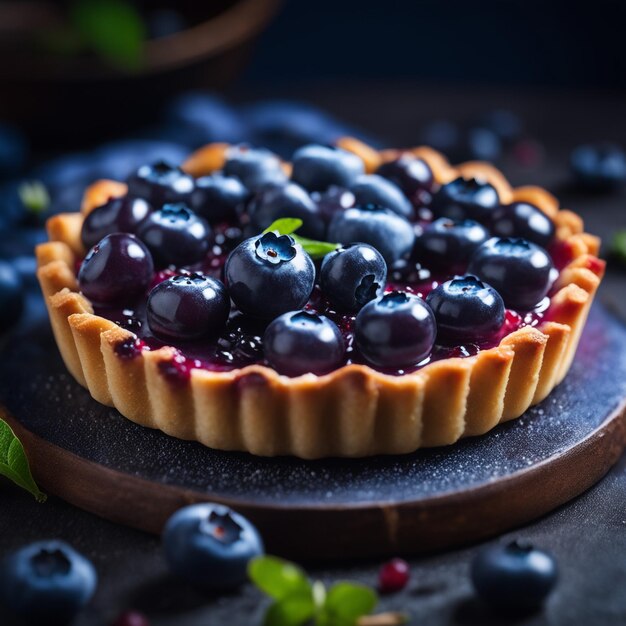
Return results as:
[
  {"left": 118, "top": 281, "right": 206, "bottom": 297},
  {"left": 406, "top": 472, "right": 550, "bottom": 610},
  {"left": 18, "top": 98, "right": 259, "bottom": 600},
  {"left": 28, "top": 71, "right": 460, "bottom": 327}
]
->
[{"left": 36, "top": 142, "right": 605, "bottom": 458}]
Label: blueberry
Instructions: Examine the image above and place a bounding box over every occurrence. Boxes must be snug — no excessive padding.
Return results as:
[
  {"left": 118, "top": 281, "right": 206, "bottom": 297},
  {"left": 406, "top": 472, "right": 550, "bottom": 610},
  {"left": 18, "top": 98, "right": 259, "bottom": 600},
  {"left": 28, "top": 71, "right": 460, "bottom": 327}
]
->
[
  {"left": 248, "top": 181, "right": 325, "bottom": 239},
  {"left": 421, "top": 121, "right": 502, "bottom": 162},
  {"left": 420, "top": 120, "right": 461, "bottom": 158},
  {"left": 223, "top": 145, "right": 287, "bottom": 190},
  {"left": 413, "top": 218, "right": 489, "bottom": 269},
  {"left": 147, "top": 273, "right": 230, "bottom": 341},
  {"left": 465, "top": 127, "right": 502, "bottom": 162},
  {"left": 263, "top": 311, "right": 345, "bottom": 376},
  {"left": 327, "top": 204, "right": 415, "bottom": 265},
  {"left": 570, "top": 143, "right": 626, "bottom": 192},
  {"left": 350, "top": 174, "right": 414, "bottom": 220},
  {"left": 426, "top": 275, "right": 505, "bottom": 343},
  {"left": 190, "top": 173, "right": 250, "bottom": 224},
  {"left": 126, "top": 160, "right": 195, "bottom": 207},
  {"left": 489, "top": 202, "right": 555, "bottom": 248},
  {"left": 376, "top": 154, "right": 435, "bottom": 200},
  {"left": 0, "top": 260, "right": 24, "bottom": 330},
  {"left": 480, "top": 109, "right": 523, "bottom": 144},
  {"left": 320, "top": 243, "right": 387, "bottom": 311},
  {"left": 311, "top": 185, "right": 356, "bottom": 223},
  {"left": 136, "top": 204, "right": 211, "bottom": 267},
  {"left": 355, "top": 291, "right": 436, "bottom": 368},
  {"left": 291, "top": 144, "right": 364, "bottom": 192},
  {"left": 81, "top": 196, "right": 153, "bottom": 250},
  {"left": 468, "top": 237, "right": 555, "bottom": 311},
  {"left": 78, "top": 233, "right": 154, "bottom": 305},
  {"left": 471, "top": 540, "right": 558, "bottom": 613},
  {"left": 430, "top": 176, "right": 500, "bottom": 224},
  {"left": 163, "top": 503, "right": 263, "bottom": 589},
  {"left": 224, "top": 232, "right": 315, "bottom": 319},
  {"left": 0, "top": 540, "right": 97, "bottom": 624}
]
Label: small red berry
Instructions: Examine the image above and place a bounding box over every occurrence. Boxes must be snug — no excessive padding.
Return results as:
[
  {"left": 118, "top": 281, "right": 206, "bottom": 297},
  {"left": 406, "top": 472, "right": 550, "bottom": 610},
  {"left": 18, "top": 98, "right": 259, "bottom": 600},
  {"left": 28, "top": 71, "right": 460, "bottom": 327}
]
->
[
  {"left": 378, "top": 558, "right": 410, "bottom": 593},
  {"left": 111, "top": 610, "right": 151, "bottom": 626}
]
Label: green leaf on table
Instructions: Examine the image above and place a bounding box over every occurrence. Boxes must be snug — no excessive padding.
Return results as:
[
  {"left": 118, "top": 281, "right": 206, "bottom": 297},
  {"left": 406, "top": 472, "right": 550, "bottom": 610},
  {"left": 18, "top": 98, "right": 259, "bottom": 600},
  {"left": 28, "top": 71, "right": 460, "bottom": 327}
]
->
[
  {"left": 0, "top": 417, "right": 46, "bottom": 502},
  {"left": 263, "top": 592, "right": 316, "bottom": 626},
  {"left": 18, "top": 181, "right": 50, "bottom": 215},
  {"left": 249, "top": 556, "right": 312, "bottom": 601},
  {"left": 292, "top": 235, "right": 339, "bottom": 260},
  {"left": 70, "top": 0, "right": 146, "bottom": 70},
  {"left": 318, "top": 582, "right": 377, "bottom": 626},
  {"left": 263, "top": 218, "right": 304, "bottom": 236},
  {"left": 610, "top": 230, "right": 626, "bottom": 265}
]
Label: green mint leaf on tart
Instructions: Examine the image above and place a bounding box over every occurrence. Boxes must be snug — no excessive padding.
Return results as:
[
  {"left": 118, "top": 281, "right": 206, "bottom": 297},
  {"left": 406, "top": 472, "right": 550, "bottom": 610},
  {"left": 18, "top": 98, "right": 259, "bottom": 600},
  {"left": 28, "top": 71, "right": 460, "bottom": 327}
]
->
[
  {"left": 18, "top": 181, "right": 50, "bottom": 215},
  {"left": 249, "top": 556, "right": 312, "bottom": 601},
  {"left": 610, "top": 230, "right": 626, "bottom": 266},
  {"left": 0, "top": 417, "right": 46, "bottom": 502},
  {"left": 263, "top": 218, "right": 304, "bottom": 236}
]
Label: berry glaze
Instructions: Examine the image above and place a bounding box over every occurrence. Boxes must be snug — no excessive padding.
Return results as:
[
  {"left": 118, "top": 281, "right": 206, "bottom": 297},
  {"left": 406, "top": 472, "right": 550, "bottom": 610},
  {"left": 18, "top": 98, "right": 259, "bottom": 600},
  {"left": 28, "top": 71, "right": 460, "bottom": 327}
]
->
[{"left": 96, "top": 223, "right": 556, "bottom": 381}]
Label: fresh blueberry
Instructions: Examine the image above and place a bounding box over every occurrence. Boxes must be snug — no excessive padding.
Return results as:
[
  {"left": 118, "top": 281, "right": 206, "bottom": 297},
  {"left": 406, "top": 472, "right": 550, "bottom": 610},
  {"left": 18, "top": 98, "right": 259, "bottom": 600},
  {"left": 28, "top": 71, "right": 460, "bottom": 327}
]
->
[
  {"left": 248, "top": 181, "right": 325, "bottom": 239},
  {"left": 127, "top": 160, "right": 194, "bottom": 207},
  {"left": 465, "top": 127, "right": 502, "bottom": 162},
  {"left": 0, "top": 260, "right": 24, "bottom": 330},
  {"left": 349, "top": 174, "right": 414, "bottom": 220},
  {"left": 311, "top": 186, "right": 356, "bottom": 223},
  {"left": 223, "top": 145, "right": 287, "bottom": 190},
  {"left": 471, "top": 540, "right": 558, "bottom": 613},
  {"left": 570, "top": 143, "right": 626, "bottom": 192},
  {"left": 291, "top": 144, "right": 364, "bottom": 192},
  {"left": 430, "top": 176, "right": 500, "bottom": 223},
  {"left": 468, "top": 237, "right": 555, "bottom": 310},
  {"left": 376, "top": 154, "right": 435, "bottom": 201},
  {"left": 320, "top": 243, "right": 387, "bottom": 311},
  {"left": 426, "top": 275, "right": 505, "bottom": 343},
  {"left": 355, "top": 291, "right": 437, "bottom": 368},
  {"left": 420, "top": 120, "right": 461, "bottom": 158},
  {"left": 224, "top": 232, "right": 315, "bottom": 319},
  {"left": 190, "top": 173, "right": 250, "bottom": 224},
  {"left": 78, "top": 233, "right": 154, "bottom": 304},
  {"left": 163, "top": 503, "right": 263, "bottom": 589},
  {"left": 263, "top": 311, "right": 345, "bottom": 376},
  {"left": 147, "top": 273, "right": 230, "bottom": 341},
  {"left": 413, "top": 218, "right": 489, "bottom": 269},
  {"left": 480, "top": 109, "right": 523, "bottom": 144},
  {"left": 81, "top": 196, "right": 153, "bottom": 250},
  {"left": 327, "top": 204, "right": 415, "bottom": 265},
  {"left": 0, "top": 540, "right": 97, "bottom": 624},
  {"left": 489, "top": 202, "right": 555, "bottom": 248},
  {"left": 136, "top": 204, "right": 211, "bottom": 267},
  {"left": 421, "top": 121, "right": 501, "bottom": 162}
]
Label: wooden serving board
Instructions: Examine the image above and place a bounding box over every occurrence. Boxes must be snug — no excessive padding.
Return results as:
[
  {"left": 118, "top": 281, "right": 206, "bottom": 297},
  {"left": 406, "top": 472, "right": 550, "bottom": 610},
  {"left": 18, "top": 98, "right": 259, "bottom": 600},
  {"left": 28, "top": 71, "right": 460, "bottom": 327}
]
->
[{"left": 1, "top": 304, "right": 625, "bottom": 560}]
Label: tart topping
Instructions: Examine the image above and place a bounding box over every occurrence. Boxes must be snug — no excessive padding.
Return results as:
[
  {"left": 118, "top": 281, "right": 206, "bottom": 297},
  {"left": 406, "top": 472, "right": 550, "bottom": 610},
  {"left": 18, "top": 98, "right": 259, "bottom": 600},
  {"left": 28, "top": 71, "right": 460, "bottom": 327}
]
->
[
  {"left": 291, "top": 143, "right": 364, "bottom": 192},
  {"left": 430, "top": 175, "right": 500, "bottom": 223},
  {"left": 126, "top": 160, "right": 195, "bottom": 206},
  {"left": 350, "top": 173, "right": 414, "bottom": 220},
  {"left": 376, "top": 154, "right": 435, "bottom": 201},
  {"left": 489, "top": 201, "right": 555, "bottom": 248},
  {"left": 190, "top": 172, "right": 250, "bottom": 224},
  {"left": 223, "top": 144, "right": 287, "bottom": 190}
]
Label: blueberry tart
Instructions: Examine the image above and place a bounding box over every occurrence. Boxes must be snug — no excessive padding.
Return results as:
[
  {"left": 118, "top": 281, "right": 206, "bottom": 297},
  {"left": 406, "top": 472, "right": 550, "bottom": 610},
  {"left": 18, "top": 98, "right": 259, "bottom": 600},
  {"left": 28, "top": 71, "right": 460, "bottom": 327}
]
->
[{"left": 37, "top": 140, "right": 604, "bottom": 458}]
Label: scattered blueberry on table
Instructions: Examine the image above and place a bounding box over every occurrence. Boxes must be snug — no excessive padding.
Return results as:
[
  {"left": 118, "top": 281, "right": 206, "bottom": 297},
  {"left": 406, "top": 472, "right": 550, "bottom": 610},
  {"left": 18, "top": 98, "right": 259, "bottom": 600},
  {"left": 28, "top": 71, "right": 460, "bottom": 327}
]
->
[{"left": 570, "top": 142, "right": 626, "bottom": 192}]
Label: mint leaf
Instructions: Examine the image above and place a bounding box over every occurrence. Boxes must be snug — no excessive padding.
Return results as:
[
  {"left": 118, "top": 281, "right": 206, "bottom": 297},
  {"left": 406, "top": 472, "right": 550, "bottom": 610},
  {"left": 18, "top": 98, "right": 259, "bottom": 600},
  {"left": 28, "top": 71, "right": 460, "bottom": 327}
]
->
[
  {"left": 263, "top": 592, "right": 316, "bottom": 626},
  {"left": 610, "top": 230, "right": 626, "bottom": 265},
  {"left": 70, "top": 0, "right": 145, "bottom": 70},
  {"left": 263, "top": 218, "right": 304, "bottom": 236},
  {"left": 18, "top": 181, "right": 50, "bottom": 215},
  {"left": 0, "top": 418, "right": 46, "bottom": 502},
  {"left": 249, "top": 556, "right": 312, "bottom": 601},
  {"left": 292, "top": 235, "right": 339, "bottom": 260},
  {"left": 318, "top": 582, "right": 377, "bottom": 626}
]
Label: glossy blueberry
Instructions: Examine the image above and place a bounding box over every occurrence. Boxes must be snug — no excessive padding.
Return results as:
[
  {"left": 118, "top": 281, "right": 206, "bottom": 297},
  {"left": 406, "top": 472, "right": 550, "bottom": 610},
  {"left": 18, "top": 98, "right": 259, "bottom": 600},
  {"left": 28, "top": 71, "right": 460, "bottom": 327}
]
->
[
  {"left": 248, "top": 181, "right": 325, "bottom": 239},
  {"left": 311, "top": 185, "right": 356, "bottom": 223},
  {"left": 350, "top": 174, "right": 414, "bottom": 220},
  {"left": 570, "top": 143, "right": 626, "bottom": 191},
  {"left": 263, "top": 311, "right": 345, "bottom": 376},
  {"left": 320, "top": 243, "right": 387, "bottom": 311},
  {"left": 376, "top": 154, "right": 435, "bottom": 200},
  {"left": 78, "top": 233, "right": 154, "bottom": 304},
  {"left": 291, "top": 144, "right": 364, "bottom": 192},
  {"left": 355, "top": 291, "right": 437, "bottom": 368},
  {"left": 190, "top": 173, "right": 250, "bottom": 223},
  {"left": 163, "top": 503, "right": 264, "bottom": 589},
  {"left": 426, "top": 276, "right": 505, "bottom": 343},
  {"left": 223, "top": 145, "right": 287, "bottom": 190},
  {"left": 413, "top": 218, "right": 489, "bottom": 269},
  {"left": 136, "top": 204, "right": 211, "bottom": 267},
  {"left": 468, "top": 237, "right": 555, "bottom": 310},
  {"left": 420, "top": 121, "right": 501, "bottom": 162},
  {"left": 126, "top": 160, "right": 195, "bottom": 206},
  {"left": 0, "top": 260, "right": 24, "bottom": 330},
  {"left": 0, "top": 540, "right": 97, "bottom": 624},
  {"left": 464, "top": 127, "right": 502, "bottom": 162},
  {"left": 81, "top": 196, "right": 153, "bottom": 250},
  {"left": 489, "top": 202, "right": 555, "bottom": 248},
  {"left": 147, "top": 273, "right": 230, "bottom": 341},
  {"left": 328, "top": 204, "right": 415, "bottom": 265},
  {"left": 430, "top": 176, "right": 500, "bottom": 223},
  {"left": 471, "top": 540, "right": 558, "bottom": 612},
  {"left": 224, "top": 232, "right": 315, "bottom": 319}
]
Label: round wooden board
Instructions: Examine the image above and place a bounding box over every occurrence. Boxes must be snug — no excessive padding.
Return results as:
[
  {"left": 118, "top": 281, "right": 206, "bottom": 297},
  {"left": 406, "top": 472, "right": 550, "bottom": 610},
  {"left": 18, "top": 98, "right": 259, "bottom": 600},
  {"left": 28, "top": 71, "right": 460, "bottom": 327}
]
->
[{"left": 1, "top": 304, "right": 625, "bottom": 560}]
